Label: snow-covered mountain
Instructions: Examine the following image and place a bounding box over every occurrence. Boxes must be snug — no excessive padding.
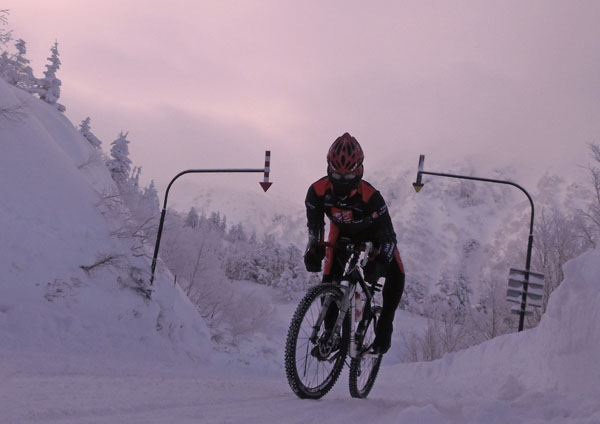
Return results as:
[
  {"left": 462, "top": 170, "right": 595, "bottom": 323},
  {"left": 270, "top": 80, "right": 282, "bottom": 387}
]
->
[{"left": 374, "top": 164, "right": 529, "bottom": 300}]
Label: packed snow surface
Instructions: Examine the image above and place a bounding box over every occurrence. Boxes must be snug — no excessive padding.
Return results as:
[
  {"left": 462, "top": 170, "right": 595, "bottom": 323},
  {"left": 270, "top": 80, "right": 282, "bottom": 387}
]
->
[{"left": 1, "top": 79, "right": 599, "bottom": 423}]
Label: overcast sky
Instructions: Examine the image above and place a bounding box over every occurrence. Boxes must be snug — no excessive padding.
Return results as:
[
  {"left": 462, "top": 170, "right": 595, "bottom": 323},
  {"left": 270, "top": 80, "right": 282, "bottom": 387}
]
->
[{"left": 5, "top": 1, "right": 600, "bottom": 203}]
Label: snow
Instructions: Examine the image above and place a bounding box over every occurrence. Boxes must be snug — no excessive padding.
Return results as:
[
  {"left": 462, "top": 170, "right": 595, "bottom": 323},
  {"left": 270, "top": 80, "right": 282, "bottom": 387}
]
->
[
  {"left": 0, "top": 76, "right": 212, "bottom": 370},
  {"left": 1, "top": 76, "right": 599, "bottom": 423}
]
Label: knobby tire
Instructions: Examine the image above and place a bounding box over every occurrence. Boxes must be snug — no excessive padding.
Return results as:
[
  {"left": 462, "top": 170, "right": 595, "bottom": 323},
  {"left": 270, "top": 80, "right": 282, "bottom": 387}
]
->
[
  {"left": 348, "top": 312, "right": 383, "bottom": 398},
  {"left": 284, "top": 284, "right": 350, "bottom": 399}
]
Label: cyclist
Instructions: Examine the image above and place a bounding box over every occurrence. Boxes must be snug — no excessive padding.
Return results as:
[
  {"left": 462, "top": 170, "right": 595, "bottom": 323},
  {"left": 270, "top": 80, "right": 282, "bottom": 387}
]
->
[{"left": 304, "top": 132, "right": 405, "bottom": 355}]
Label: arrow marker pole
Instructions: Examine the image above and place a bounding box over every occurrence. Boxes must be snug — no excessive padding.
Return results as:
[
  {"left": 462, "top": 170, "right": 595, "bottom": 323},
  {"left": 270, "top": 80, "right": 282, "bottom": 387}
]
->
[
  {"left": 411, "top": 154, "right": 535, "bottom": 331},
  {"left": 150, "top": 150, "right": 273, "bottom": 286},
  {"left": 260, "top": 150, "right": 272, "bottom": 192}
]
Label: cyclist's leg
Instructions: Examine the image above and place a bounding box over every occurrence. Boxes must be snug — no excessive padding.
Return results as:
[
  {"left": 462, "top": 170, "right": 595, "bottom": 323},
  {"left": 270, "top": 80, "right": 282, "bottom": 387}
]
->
[
  {"left": 373, "top": 248, "right": 405, "bottom": 353},
  {"left": 321, "top": 223, "right": 342, "bottom": 333},
  {"left": 322, "top": 262, "right": 344, "bottom": 333}
]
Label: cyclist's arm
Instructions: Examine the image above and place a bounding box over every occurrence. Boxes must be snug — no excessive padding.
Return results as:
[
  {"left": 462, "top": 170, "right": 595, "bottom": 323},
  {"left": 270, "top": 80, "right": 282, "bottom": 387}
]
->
[
  {"left": 305, "top": 184, "right": 325, "bottom": 241},
  {"left": 367, "top": 191, "right": 397, "bottom": 264}
]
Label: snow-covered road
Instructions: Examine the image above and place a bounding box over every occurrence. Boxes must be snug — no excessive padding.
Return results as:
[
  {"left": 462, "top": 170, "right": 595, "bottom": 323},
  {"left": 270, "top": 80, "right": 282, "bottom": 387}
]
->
[{"left": 4, "top": 351, "right": 599, "bottom": 424}]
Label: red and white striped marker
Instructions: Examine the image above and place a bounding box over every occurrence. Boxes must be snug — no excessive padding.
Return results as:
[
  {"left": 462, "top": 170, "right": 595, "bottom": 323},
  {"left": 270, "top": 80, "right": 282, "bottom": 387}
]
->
[{"left": 259, "top": 150, "right": 272, "bottom": 192}]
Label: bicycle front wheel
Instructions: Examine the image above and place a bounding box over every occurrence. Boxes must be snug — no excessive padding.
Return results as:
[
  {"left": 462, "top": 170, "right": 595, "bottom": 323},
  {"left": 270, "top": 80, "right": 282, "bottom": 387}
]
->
[
  {"left": 284, "top": 283, "right": 350, "bottom": 399},
  {"left": 349, "top": 311, "right": 383, "bottom": 399}
]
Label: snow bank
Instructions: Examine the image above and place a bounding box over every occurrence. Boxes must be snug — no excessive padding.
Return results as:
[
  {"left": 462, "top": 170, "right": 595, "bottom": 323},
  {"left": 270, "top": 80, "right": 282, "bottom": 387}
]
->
[
  {"left": 374, "top": 247, "right": 600, "bottom": 421},
  {"left": 0, "top": 78, "right": 212, "bottom": 374}
]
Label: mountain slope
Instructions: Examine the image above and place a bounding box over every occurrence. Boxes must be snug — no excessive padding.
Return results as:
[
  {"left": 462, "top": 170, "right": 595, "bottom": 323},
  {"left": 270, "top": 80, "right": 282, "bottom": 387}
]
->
[{"left": 0, "top": 78, "right": 211, "bottom": 367}]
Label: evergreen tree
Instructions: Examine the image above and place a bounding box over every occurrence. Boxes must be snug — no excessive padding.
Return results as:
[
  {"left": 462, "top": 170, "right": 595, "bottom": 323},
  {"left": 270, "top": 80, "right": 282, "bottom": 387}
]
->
[
  {"left": 106, "top": 132, "right": 132, "bottom": 185},
  {"left": 36, "top": 41, "right": 65, "bottom": 112},
  {"left": 131, "top": 166, "right": 141, "bottom": 188},
  {"left": 0, "top": 9, "right": 11, "bottom": 46},
  {"left": 0, "top": 39, "right": 36, "bottom": 91},
  {"left": 143, "top": 180, "right": 160, "bottom": 214},
  {"left": 78, "top": 117, "right": 102, "bottom": 149},
  {"left": 184, "top": 207, "right": 199, "bottom": 228},
  {"left": 0, "top": 50, "right": 11, "bottom": 81},
  {"left": 226, "top": 223, "right": 247, "bottom": 242},
  {"left": 13, "top": 39, "right": 36, "bottom": 91}
]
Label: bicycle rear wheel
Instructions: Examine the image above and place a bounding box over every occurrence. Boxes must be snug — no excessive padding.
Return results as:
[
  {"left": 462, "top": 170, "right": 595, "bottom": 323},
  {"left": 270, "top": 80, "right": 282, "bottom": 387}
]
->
[
  {"left": 285, "top": 284, "right": 350, "bottom": 399},
  {"left": 349, "top": 310, "right": 383, "bottom": 398}
]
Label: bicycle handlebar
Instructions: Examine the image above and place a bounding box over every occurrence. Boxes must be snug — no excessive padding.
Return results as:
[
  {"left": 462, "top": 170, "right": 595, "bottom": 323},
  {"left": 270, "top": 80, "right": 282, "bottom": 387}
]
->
[
  {"left": 317, "top": 240, "right": 367, "bottom": 251},
  {"left": 317, "top": 239, "right": 377, "bottom": 267}
]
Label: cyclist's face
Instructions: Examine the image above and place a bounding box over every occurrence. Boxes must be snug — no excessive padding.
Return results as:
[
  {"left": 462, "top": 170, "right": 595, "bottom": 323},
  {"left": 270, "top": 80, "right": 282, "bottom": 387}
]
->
[{"left": 330, "top": 176, "right": 359, "bottom": 198}]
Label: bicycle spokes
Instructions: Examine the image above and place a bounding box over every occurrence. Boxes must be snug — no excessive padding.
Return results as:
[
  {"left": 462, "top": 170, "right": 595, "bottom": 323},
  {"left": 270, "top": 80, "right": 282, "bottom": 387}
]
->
[
  {"left": 285, "top": 284, "right": 349, "bottom": 399},
  {"left": 296, "top": 299, "right": 338, "bottom": 382},
  {"left": 349, "top": 312, "right": 382, "bottom": 399}
]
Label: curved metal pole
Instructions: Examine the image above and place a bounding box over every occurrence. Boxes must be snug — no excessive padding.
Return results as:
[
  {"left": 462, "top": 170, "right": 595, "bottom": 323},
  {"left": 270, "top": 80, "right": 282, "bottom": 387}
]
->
[
  {"left": 420, "top": 170, "right": 535, "bottom": 236},
  {"left": 414, "top": 155, "right": 536, "bottom": 332},
  {"left": 150, "top": 168, "right": 267, "bottom": 286}
]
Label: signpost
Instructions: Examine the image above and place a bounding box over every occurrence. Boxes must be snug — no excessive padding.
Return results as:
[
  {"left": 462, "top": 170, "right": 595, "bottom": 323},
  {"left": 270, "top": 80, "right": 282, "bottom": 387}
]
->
[
  {"left": 506, "top": 268, "right": 545, "bottom": 317},
  {"left": 149, "top": 150, "right": 273, "bottom": 286},
  {"left": 412, "top": 155, "right": 540, "bottom": 331}
]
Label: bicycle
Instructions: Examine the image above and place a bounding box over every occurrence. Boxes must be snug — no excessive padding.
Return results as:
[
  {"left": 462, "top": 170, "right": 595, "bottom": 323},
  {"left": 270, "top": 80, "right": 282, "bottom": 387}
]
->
[{"left": 284, "top": 238, "right": 384, "bottom": 399}]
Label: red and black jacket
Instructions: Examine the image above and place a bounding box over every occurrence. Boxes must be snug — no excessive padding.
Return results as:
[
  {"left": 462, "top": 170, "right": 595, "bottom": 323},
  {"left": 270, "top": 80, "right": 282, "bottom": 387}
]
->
[{"left": 305, "top": 176, "right": 402, "bottom": 276}]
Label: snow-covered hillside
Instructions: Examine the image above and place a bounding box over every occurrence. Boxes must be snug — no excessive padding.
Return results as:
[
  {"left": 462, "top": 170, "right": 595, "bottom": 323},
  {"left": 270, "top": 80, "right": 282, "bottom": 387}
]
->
[
  {"left": 0, "top": 77, "right": 211, "bottom": 367},
  {"left": 373, "top": 164, "right": 527, "bottom": 300}
]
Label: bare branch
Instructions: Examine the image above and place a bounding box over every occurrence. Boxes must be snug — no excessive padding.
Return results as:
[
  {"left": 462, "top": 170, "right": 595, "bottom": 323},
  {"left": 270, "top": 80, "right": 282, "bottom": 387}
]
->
[
  {"left": 77, "top": 151, "right": 102, "bottom": 170},
  {"left": 80, "top": 254, "right": 121, "bottom": 274},
  {"left": 0, "top": 101, "right": 27, "bottom": 123}
]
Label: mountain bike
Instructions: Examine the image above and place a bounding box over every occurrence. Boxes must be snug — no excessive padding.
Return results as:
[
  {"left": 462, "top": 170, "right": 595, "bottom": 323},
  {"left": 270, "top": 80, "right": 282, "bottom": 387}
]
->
[{"left": 284, "top": 239, "right": 383, "bottom": 399}]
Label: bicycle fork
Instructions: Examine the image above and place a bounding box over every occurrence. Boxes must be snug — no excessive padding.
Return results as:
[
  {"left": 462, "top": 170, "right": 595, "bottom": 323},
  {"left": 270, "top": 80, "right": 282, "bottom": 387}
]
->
[
  {"left": 310, "top": 285, "right": 355, "bottom": 354},
  {"left": 310, "top": 284, "right": 369, "bottom": 360}
]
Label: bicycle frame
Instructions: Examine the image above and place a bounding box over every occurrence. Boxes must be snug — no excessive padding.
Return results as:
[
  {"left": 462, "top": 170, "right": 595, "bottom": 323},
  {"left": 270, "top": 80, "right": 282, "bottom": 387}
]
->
[{"left": 310, "top": 242, "right": 376, "bottom": 359}]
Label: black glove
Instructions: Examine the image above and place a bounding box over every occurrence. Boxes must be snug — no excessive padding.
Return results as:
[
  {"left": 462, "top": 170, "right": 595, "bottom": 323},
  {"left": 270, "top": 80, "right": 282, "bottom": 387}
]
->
[
  {"left": 364, "top": 242, "right": 391, "bottom": 288},
  {"left": 304, "top": 236, "right": 325, "bottom": 272}
]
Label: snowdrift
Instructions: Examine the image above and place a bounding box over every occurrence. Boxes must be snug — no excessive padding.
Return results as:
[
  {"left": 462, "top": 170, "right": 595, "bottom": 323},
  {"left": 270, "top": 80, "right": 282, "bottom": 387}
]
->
[
  {"left": 0, "top": 78, "right": 211, "bottom": 371},
  {"left": 375, "top": 247, "right": 600, "bottom": 421}
]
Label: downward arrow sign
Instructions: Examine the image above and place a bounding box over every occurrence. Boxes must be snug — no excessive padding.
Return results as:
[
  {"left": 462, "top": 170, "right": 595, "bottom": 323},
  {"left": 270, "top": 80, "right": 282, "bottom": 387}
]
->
[
  {"left": 260, "top": 150, "right": 272, "bottom": 192},
  {"left": 260, "top": 182, "right": 273, "bottom": 192}
]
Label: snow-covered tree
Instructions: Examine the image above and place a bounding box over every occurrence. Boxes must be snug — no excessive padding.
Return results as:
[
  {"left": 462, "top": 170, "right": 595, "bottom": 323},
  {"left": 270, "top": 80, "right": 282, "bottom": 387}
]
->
[
  {"left": 142, "top": 180, "right": 160, "bottom": 214},
  {"left": 578, "top": 143, "right": 600, "bottom": 247},
  {"left": 226, "top": 223, "right": 247, "bottom": 242},
  {"left": 78, "top": 117, "right": 102, "bottom": 149},
  {"left": 0, "top": 39, "right": 37, "bottom": 92},
  {"left": 130, "top": 166, "right": 142, "bottom": 189},
  {"left": 209, "top": 211, "right": 226, "bottom": 234},
  {"left": 106, "top": 132, "right": 132, "bottom": 186},
  {"left": 12, "top": 39, "right": 36, "bottom": 91},
  {"left": 184, "top": 207, "right": 199, "bottom": 229},
  {"left": 35, "top": 41, "right": 65, "bottom": 112},
  {"left": 0, "top": 9, "right": 11, "bottom": 46}
]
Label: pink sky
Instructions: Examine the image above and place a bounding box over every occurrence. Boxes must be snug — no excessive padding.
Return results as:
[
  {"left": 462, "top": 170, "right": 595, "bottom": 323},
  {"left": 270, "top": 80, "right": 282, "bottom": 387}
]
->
[{"left": 5, "top": 1, "right": 600, "bottom": 201}]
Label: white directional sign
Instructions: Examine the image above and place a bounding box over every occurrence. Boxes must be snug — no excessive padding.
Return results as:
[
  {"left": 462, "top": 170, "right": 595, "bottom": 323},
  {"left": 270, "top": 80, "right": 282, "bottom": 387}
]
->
[{"left": 506, "top": 268, "right": 545, "bottom": 314}]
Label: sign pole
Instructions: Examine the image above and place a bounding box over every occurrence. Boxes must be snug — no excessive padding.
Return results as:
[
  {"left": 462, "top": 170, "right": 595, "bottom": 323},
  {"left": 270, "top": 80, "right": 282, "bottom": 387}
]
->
[
  {"left": 150, "top": 151, "right": 273, "bottom": 286},
  {"left": 412, "top": 155, "right": 536, "bottom": 331}
]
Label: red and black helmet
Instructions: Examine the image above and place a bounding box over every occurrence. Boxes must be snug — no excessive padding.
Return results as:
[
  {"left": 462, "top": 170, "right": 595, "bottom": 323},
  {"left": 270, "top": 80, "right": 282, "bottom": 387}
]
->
[{"left": 327, "top": 132, "right": 364, "bottom": 196}]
